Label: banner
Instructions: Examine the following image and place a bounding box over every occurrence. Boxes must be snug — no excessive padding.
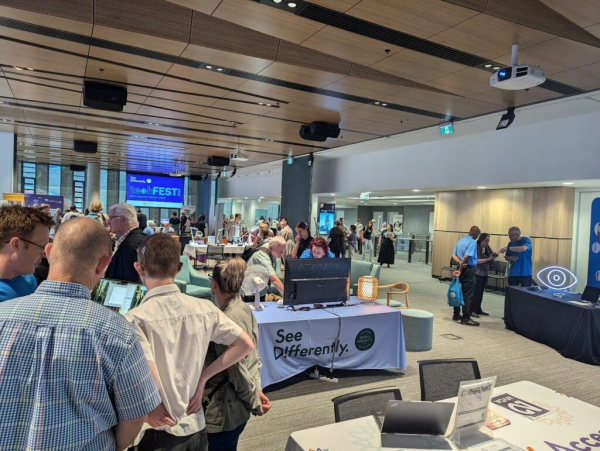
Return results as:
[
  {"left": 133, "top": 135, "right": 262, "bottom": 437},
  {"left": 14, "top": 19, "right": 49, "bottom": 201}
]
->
[
  {"left": 588, "top": 198, "right": 600, "bottom": 288},
  {"left": 256, "top": 304, "right": 406, "bottom": 388},
  {"left": 24, "top": 194, "right": 64, "bottom": 214},
  {"left": 2, "top": 193, "right": 24, "bottom": 202},
  {"left": 125, "top": 173, "right": 184, "bottom": 208}
]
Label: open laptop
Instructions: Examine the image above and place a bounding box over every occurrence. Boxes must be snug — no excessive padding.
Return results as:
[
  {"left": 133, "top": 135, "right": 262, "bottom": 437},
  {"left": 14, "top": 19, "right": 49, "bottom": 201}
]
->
[
  {"left": 380, "top": 400, "right": 454, "bottom": 449},
  {"left": 91, "top": 278, "right": 147, "bottom": 315},
  {"left": 581, "top": 285, "right": 600, "bottom": 304}
]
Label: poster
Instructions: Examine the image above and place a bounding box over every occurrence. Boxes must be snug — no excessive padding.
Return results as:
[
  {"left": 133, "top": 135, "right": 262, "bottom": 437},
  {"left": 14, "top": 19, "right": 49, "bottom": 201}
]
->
[
  {"left": 318, "top": 203, "right": 335, "bottom": 234},
  {"left": 24, "top": 194, "right": 64, "bottom": 214},
  {"left": 588, "top": 198, "right": 600, "bottom": 288}
]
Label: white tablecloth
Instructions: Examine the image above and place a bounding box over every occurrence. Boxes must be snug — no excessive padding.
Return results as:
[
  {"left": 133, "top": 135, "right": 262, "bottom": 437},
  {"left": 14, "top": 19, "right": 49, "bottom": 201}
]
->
[
  {"left": 254, "top": 300, "right": 407, "bottom": 388},
  {"left": 285, "top": 381, "right": 600, "bottom": 451},
  {"left": 183, "top": 243, "right": 247, "bottom": 258}
]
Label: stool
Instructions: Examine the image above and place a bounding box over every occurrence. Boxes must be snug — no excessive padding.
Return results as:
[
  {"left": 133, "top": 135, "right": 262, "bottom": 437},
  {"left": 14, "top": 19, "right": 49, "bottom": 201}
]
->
[{"left": 401, "top": 309, "right": 434, "bottom": 352}]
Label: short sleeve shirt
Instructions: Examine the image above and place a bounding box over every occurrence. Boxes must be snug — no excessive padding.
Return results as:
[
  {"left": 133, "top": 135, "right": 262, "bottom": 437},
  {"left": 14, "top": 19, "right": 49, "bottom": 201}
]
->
[
  {"left": 453, "top": 235, "right": 478, "bottom": 267},
  {"left": 506, "top": 237, "right": 533, "bottom": 276},
  {"left": 0, "top": 273, "right": 37, "bottom": 302},
  {"left": 244, "top": 244, "right": 276, "bottom": 296}
]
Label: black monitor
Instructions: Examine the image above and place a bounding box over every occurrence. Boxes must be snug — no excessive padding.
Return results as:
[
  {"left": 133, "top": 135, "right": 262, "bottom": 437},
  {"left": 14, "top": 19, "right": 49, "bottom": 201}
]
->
[
  {"left": 283, "top": 258, "right": 351, "bottom": 307},
  {"left": 581, "top": 285, "right": 600, "bottom": 304}
]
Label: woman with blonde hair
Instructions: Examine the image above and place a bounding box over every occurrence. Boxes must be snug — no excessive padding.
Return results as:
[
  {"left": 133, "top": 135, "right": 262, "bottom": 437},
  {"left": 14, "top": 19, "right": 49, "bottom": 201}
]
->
[
  {"left": 86, "top": 201, "right": 106, "bottom": 227},
  {"left": 204, "top": 258, "right": 271, "bottom": 450}
]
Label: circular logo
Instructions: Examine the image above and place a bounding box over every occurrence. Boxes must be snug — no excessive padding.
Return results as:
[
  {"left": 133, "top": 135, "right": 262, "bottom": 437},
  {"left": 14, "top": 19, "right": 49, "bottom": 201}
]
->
[
  {"left": 450, "top": 292, "right": 456, "bottom": 298},
  {"left": 592, "top": 242, "right": 600, "bottom": 254},
  {"left": 355, "top": 328, "right": 375, "bottom": 351},
  {"left": 146, "top": 178, "right": 151, "bottom": 183}
]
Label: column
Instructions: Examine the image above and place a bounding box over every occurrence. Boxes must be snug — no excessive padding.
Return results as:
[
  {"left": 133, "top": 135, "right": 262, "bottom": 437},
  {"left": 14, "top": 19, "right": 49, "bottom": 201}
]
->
[
  {"left": 86, "top": 162, "right": 100, "bottom": 206},
  {"left": 0, "top": 132, "right": 16, "bottom": 195},
  {"left": 280, "top": 155, "right": 313, "bottom": 228}
]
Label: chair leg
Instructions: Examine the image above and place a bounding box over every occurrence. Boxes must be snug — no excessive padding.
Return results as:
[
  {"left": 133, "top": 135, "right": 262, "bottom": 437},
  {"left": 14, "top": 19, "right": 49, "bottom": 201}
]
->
[{"left": 405, "top": 293, "right": 410, "bottom": 309}]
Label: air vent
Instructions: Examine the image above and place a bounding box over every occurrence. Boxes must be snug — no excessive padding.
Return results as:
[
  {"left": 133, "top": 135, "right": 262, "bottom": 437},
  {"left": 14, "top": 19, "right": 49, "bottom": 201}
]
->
[{"left": 539, "top": 80, "right": 585, "bottom": 96}]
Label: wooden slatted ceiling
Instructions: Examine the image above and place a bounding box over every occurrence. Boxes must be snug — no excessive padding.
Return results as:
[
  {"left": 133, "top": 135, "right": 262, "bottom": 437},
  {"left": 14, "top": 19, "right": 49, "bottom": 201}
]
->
[{"left": 0, "top": 0, "right": 597, "bottom": 175}]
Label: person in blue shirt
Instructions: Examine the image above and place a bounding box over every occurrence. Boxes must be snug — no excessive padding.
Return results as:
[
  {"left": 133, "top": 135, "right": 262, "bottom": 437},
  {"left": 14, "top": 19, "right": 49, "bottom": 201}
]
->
[
  {"left": 505, "top": 226, "right": 533, "bottom": 287},
  {"left": 300, "top": 237, "right": 335, "bottom": 259},
  {"left": 0, "top": 205, "right": 55, "bottom": 302},
  {"left": 452, "top": 226, "right": 481, "bottom": 326}
]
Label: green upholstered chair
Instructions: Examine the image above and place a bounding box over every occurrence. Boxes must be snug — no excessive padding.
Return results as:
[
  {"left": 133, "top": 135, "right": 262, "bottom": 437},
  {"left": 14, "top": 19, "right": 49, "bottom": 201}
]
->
[
  {"left": 350, "top": 261, "right": 381, "bottom": 295},
  {"left": 176, "top": 256, "right": 213, "bottom": 299}
]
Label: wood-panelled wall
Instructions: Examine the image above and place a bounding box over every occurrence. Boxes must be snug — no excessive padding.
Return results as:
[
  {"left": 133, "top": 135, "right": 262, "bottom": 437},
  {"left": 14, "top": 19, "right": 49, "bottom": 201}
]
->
[{"left": 432, "top": 187, "right": 575, "bottom": 277}]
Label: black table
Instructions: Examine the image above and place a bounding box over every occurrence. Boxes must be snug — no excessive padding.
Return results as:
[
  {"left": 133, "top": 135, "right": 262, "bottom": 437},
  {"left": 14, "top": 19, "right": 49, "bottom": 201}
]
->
[{"left": 504, "top": 287, "right": 600, "bottom": 365}]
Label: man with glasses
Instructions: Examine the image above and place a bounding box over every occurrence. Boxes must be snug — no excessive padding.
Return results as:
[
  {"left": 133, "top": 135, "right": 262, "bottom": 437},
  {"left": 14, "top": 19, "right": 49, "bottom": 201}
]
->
[
  {"left": 105, "top": 203, "right": 146, "bottom": 283},
  {"left": 0, "top": 205, "right": 54, "bottom": 302},
  {"left": 505, "top": 226, "right": 533, "bottom": 287}
]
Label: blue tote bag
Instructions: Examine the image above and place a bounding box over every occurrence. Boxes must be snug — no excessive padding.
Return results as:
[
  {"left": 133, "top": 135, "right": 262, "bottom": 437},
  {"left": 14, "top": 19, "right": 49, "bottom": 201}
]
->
[{"left": 447, "top": 277, "right": 464, "bottom": 307}]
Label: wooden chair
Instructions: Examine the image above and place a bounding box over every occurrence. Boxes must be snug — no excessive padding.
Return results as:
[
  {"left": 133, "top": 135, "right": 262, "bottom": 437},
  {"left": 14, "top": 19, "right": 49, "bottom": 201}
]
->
[{"left": 376, "top": 282, "right": 410, "bottom": 308}]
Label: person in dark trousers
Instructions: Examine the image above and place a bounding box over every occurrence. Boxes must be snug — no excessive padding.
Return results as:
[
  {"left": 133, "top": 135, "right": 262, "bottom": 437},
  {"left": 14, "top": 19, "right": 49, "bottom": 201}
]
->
[
  {"left": 377, "top": 224, "right": 396, "bottom": 268},
  {"left": 452, "top": 226, "right": 481, "bottom": 326},
  {"left": 180, "top": 212, "right": 188, "bottom": 235},
  {"left": 505, "top": 226, "right": 533, "bottom": 287},
  {"left": 105, "top": 203, "right": 146, "bottom": 283},
  {"left": 327, "top": 220, "right": 346, "bottom": 258},
  {"left": 197, "top": 214, "right": 207, "bottom": 237},
  {"left": 472, "top": 233, "right": 505, "bottom": 318},
  {"left": 169, "top": 212, "right": 181, "bottom": 235},
  {"left": 137, "top": 208, "right": 147, "bottom": 231}
]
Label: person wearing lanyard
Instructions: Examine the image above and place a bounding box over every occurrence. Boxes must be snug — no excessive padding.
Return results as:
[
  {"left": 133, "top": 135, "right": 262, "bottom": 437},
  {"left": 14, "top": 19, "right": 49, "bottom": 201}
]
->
[
  {"left": 452, "top": 226, "right": 481, "bottom": 326},
  {"left": 125, "top": 234, "right": 254, "bottom": 451}
]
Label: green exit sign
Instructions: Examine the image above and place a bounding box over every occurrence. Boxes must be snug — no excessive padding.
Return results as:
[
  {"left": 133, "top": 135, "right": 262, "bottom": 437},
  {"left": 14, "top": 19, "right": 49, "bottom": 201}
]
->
[
  {"left": 439, "top": 122, "right": 454, "bottom": 135},
  {"left": 359, "top": 192, "right": 370, "bottom": 200}
]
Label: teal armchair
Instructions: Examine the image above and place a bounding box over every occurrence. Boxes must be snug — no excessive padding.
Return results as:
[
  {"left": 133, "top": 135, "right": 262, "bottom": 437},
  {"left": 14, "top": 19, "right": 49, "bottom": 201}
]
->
[{"left": 176, "top": 256, "right": 213, "bottom": 300}]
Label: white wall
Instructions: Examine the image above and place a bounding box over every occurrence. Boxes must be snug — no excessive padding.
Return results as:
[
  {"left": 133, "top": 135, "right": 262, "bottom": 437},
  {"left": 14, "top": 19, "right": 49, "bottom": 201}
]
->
[
  {"left": 0, "top": 132, "right": 15, "bottom": 195},
  {"left": 218, "top": 164, "right": 282, "bottom": 199},
  {"left": 572, "top": 188, "right": 600, "bottom": 292}
]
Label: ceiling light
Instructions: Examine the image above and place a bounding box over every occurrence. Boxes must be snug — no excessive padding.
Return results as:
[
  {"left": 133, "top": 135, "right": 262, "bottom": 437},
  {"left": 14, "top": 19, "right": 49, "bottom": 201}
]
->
[
  {"left": 273, "top": 0, "right": 282, "bottom": 3},
  {"left": 330, "top": 193, "right": 336, "bottom": 196},
  {"left": 497, "top": 107, "right": 516, "bottom": 130},
  {"left": 412, "top": 189, "right": 420, "bottom": 192},
  {"left": 374, "top": 101, "right": 380, "bottom": 105},
  {"left": 206, "top": 65, "right": 212, "bottom": 69},
  {"left": 478, "top": 186, "right": 487, "bottom": 189},
  {"left": 493, "top": 66, "right": 500, "bottom": 70},
  {"left": 13, "top": 66, "right": 22, "bottom": 70},
  {"left": 382, "top": 103, "right": 387, "bottom": 106},
  {"left": 287, "top": 2, "right": 297, "bottom": 7},
  {"left": 485, "top": 64, "right": 492, "bottom": 68},
  {"left": 259, "top": 102, "right": 264, "bottom": 105},
  {"left": 27, "top": 68, "right": 34, "bottom": 71},
  {"left": 266, "top": 104, "right": 271, "bottom": 106},
  {"left": 563, "top": 182, "right": 574, "bottom": 185},
  {"left": 217, "top": 68, "right": 223, "bottom": 71}
]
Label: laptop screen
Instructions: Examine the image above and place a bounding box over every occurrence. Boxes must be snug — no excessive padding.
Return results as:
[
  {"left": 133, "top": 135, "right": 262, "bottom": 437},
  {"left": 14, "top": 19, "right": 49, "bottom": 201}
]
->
[
  {"left": 91, "top": 278, "right": 147, "bottom": 314},
  {"left": 381, "top": 400, "right": 454, "bottom": 435},
  {"left": 582, "top": 285, "right": 600, "bottom": 303}
]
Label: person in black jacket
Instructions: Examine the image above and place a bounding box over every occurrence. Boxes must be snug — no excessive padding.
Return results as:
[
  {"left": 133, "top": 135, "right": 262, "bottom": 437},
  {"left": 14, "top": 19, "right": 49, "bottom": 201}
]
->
[
  {"left": 328, "top": 220, "right": 347, "bottom": 258},
  {"left": 137, "top": 208, "right": 147, "bottom": 231},
  {"left": 106, "top": 203, "right": 146, "bottom": 283}
]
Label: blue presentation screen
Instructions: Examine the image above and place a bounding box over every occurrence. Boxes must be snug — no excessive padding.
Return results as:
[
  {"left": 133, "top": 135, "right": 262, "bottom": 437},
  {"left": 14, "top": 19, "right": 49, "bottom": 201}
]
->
[{"left": 126, "top": 173, "right": 184, "bottom": 208}]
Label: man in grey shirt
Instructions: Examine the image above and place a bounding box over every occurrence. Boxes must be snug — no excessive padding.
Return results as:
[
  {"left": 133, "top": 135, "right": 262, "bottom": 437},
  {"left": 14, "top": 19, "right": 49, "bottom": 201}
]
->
[{"left": 242, "top": 236, "right": 285, "bottom": 303}]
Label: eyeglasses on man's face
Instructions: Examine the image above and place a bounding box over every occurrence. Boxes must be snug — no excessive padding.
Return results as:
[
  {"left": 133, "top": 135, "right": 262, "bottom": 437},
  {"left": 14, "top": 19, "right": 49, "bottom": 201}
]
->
[{"left": 4, "top": 237, "right": 48, "bottom": 254}]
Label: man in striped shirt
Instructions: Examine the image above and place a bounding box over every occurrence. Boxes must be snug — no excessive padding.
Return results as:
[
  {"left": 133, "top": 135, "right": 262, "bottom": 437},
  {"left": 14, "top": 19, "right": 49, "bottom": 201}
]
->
[{"left": 0, "top": 218, "right": 161, "bottom": 450}]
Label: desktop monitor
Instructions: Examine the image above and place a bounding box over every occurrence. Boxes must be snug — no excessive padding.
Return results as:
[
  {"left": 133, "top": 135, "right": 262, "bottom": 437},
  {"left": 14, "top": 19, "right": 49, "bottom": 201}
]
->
[
  {"left": 283, "top": 258, "right": 351, "bottom": 306},
  {"left": 91, "top": 279, "right": 147, "bottom": 314},
  {"left": 581, "top": 285, "right": 600, "bottom": 303}
]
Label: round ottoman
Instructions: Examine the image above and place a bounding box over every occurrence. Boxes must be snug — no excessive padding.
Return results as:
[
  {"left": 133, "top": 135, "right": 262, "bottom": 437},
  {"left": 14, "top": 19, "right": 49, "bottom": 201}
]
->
[{"left": 401, "top": 309, "right": 434, "bottom": 352}]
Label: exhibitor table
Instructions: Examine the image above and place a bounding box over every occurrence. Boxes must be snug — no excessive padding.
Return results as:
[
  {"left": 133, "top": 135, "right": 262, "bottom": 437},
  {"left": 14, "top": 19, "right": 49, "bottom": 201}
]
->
[
  {"left": 285, "top": 381, "right": 600, "bottom": 451},
  {"left": 504, "top": 287, "right": 600, "bottom": 365},
  {"left": 183, "top": 243, "right": 247, "bottom": 263},
  {"left": 254, "top": 299, "right": 407, "bottom": 388}
]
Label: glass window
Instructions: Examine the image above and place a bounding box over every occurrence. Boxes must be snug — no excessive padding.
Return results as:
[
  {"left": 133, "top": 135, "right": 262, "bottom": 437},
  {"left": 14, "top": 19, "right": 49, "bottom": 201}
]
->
[
  {"left": 184, "top": 177, "right": 189, "bottom": 205},
  {"left": 119, "top": 171, "right": 127, "bottom": 203},
  {"left": 72, "top": 170, "right": 86, "bottom": 210},
  {"left": 22, "top": 162, "right": 36, "bottom": 194},
  {"left": 99, "top": 169, "right": 108, "bottom": 208},
  {"left": 48, "top": 165, "right": 61, "bottom": 196}
]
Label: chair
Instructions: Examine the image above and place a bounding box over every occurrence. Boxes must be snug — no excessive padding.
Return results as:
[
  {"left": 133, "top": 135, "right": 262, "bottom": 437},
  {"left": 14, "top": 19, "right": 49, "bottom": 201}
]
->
[
  {"left": 375, "top": 282, "right": 409, "bottom": 308},
  {"left": 206, "top": 245, "right": 225, "bottom": 268},
  {"left": 401, "top": 309, "right": 434, "bottom": 351},
  {"left": 350, "top": 261, "right": 381, "bottom": 295},
  {"left": 439, "top": 258, "right": 458, "bottom": 281},
  {"left": 332, "top": 387, "right": 402, "bottom": 423},
  {"left": 418, "top": 359, "right": 481, "bottom": 402},
  {"left": 487, "top": 260, "right": 507, "bottom": 292},
  {"left": 175, "top": 256, "right": 213, "bottom": 299}
]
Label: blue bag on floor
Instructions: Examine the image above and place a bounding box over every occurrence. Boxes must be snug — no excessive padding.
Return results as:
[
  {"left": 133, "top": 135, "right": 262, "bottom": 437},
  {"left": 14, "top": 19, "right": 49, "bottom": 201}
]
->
[{"left": 447, "top": 277, "right": 464, "bottom": 307}]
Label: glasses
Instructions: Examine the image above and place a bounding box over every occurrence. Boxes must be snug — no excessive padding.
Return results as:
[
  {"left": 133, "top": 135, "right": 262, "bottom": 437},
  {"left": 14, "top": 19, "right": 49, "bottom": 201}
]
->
[
  {"left": 108, "top": 215, "right": 123, "bottom": 220},
  {"left": 4, "top": 237, "right": 47, "bottom": 254}
]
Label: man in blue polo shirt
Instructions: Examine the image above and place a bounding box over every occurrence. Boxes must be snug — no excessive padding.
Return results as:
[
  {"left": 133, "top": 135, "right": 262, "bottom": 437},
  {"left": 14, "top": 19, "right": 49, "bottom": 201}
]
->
[
  {"left": 452, "top": 226, "right": 481, "bottom": 326},
  {"left": 505, "top": 226, "right": 533, "bottom": 287}
]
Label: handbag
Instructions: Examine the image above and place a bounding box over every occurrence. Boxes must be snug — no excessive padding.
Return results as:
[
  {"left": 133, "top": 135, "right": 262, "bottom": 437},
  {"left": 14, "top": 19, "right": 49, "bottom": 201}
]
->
[{"left": 447, "top": 277, "right": 465, "bottom": 307}]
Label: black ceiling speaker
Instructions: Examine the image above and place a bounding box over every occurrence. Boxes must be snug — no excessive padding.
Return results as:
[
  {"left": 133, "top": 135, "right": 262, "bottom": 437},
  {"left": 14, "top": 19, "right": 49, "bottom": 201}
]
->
[
  {"left": 190, "top": 175, "right": 203, "bottom": 181},
  {"left": 309, "top": 121, "right": 340, "bottom": 139},
  {"left": 299, "top": 124, "right": 327, "bottom": 142},
  {"left": 69, "top": 164, "right": 86, "bottom": 171},
  {"left": 74, "top": 140, "right": 97, "bottom": 154},
  {"left": 207, "top": 156, "right": 230, "bottom": 167},
  {"left": 83, "top": 81, "right": 127, "bottom": 112}
]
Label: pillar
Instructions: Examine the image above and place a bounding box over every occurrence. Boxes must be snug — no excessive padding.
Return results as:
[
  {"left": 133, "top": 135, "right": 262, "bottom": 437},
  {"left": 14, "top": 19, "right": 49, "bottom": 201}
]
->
[
  {"left": 0, "top": 133, "right": 16, "bottom": 195},
  {"left": 86, "top": 162, "right": 100, "bottom": 206},
  {"left": 280, "top": 155, "right": 313, "bottom": 228}
]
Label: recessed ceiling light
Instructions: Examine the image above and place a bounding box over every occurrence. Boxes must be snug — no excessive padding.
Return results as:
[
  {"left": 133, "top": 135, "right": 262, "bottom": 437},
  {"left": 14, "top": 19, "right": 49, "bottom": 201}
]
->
[
  {"left": 259, "top": 102, "right": 264, "bottom": 105},
  {"left": 563, "top": 182, "right": 574, "bottom": 185},
  {"left": 493, "top": 66, "right": 500, "bottom": 70},
  {"left": 27, "top": 68, "right": 34, "bottom": 71},
  {"left": 266, "top": 104, "right": 271, "bottom": 106},
  {"left": 393, "top": 203, "right": 398, "bottom": 205},
  {"left": 288, "top": 2, "right": 297, "bottom": 7},
  {"left": 330, "top": 193, "right": 336, "bottom": 196},
  {"left": 217, "top": 68, "right": 224, "bottom": 71},
  {"left": 412, "top": 189, "right": 420, "bottom": 192},
  {"left": 206, "top": 65, "right": 212, "bottom": 69},
  {"left": 273, "top": 0, "right": 282, "bottom": 3},
  {"left": 13, "top": 66, "right": 22, "bottom": 70},
  {"left": 382, "top": 103, "right": 387, "bottom": 106},
  {"left": 374, "top": 101, "right": 380, "bottom": 105},
  {"left": 484, "top": 64, "right": 492, "bottom": 68},
  {"left": 478, "top": 186, "right": 487, "bottom": 189}
]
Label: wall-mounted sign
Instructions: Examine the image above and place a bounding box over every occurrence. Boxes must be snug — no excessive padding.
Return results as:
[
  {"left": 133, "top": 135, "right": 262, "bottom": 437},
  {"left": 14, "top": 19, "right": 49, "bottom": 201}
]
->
[
  {"left": 439, "top": 122, "right": 454, "bottom": 135},
  {"left": 359, "top": 192, "right": 370, "bottom": 200},
  {"left": 2, "top": 193, "right": 24, "bottom": 202}
]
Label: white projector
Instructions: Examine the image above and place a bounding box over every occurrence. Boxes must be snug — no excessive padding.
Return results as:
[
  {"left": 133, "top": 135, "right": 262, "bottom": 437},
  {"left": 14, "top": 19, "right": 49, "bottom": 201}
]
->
[
  {"left": 490, "top": 64, "right": 546, "bottom": 90},
  {"left": 229, "top": 152, "right": 249, "bottom": 161}
]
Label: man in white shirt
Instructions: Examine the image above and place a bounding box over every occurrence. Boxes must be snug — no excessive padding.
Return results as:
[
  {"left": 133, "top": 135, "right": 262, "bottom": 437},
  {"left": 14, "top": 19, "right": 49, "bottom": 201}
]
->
[
  {"left": 162, "top": 222, "right": 175, "bottom": 234},
  {"left": 125, "top": 234, "right": 254, "bottom": 451},
  {"left": 242, "top": 236, "right": 285, "bottom": 303}
]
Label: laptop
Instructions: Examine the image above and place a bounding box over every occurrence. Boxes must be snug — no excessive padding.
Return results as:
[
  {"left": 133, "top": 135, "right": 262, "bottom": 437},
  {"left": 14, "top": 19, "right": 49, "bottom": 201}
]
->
[
  {"left": 91, "top": 278, "right": 147, "bottom": 315},
  {"left": 581, "top": 285, "right": 600, "bottom": 304},
  {"left": 380, "top": 400, "right": 454, "bottom": 450}
]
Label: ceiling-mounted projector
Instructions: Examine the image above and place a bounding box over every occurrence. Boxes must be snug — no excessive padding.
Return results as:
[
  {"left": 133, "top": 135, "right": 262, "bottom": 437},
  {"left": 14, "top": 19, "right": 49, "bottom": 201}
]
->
[
  {"left": 490, "top": 44, "right": 545, "bottom": 91},
  {"left": 230, "top": 145, "right": 249, "bottom": 161}
]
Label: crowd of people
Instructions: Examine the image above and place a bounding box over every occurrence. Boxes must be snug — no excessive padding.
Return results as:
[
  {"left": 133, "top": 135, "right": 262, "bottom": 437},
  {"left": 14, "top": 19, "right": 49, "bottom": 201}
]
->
[{"left": 0, "top": 204, "right": 271, "bottom": 451}]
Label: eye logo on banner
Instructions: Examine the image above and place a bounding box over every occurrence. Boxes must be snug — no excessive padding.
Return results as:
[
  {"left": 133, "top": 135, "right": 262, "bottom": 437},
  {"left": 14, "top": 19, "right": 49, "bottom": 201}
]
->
[{"left": 536, "top": 266, "right": 578, "bottom": 290}]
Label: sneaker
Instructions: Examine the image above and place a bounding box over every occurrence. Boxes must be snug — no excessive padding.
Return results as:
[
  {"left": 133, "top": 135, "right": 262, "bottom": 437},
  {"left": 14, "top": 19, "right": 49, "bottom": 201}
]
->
[
  {"left": 460, "top": 318, "right": 480, "bottom": 326},
  {"left": 471, "top": 312, "right": 479, "bottom": 318},
  {"left": 452, "top": 314, "right": 462, "bottom": 322},
  {"left": 478, "top": 311, "right": 489, "bottom": 316}
]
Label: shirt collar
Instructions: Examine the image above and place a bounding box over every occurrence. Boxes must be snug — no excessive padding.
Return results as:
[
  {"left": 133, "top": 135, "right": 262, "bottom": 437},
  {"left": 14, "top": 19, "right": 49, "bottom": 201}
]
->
[
  {"left": 141, "top": 283, "right": 181, "bottom": 304},
  {"left": 37, "top": 280, "right": 91, "bottom": 299},
  {"left": 220, "top": 294, "right": 242, "bottom": 312},
  {"left": 116, "top": 226, "right": 138, "bottom": 246}
]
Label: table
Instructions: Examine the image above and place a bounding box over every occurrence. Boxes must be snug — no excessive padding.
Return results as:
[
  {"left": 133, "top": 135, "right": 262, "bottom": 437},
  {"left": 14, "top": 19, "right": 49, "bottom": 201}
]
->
[
  {"left": 285, "top": 381, "right": 600, "bottom": 451},
  {"left": 183, "top": 243, "right": 247, "bottom": 259},
  {"left": 254, "top": 299, "right": 407, "bottom": 388},
  {"left": 504, "top": 287, "right": 600, "bottom": 365}
]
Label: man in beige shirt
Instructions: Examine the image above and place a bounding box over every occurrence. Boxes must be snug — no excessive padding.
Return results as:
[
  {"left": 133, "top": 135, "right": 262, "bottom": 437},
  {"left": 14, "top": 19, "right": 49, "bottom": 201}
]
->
[{"left": 125, "top": 234, "right": 254, "bottom": 451}]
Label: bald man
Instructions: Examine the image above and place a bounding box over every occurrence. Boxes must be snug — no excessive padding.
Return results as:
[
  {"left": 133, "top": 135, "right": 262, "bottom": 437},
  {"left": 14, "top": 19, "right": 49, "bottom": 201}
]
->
[
  {"left": 452, "top": 226, "right": 481, "bottom": 326},
  {"left": 0, "top": 218, "right": 160, "bottom": 450}
]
